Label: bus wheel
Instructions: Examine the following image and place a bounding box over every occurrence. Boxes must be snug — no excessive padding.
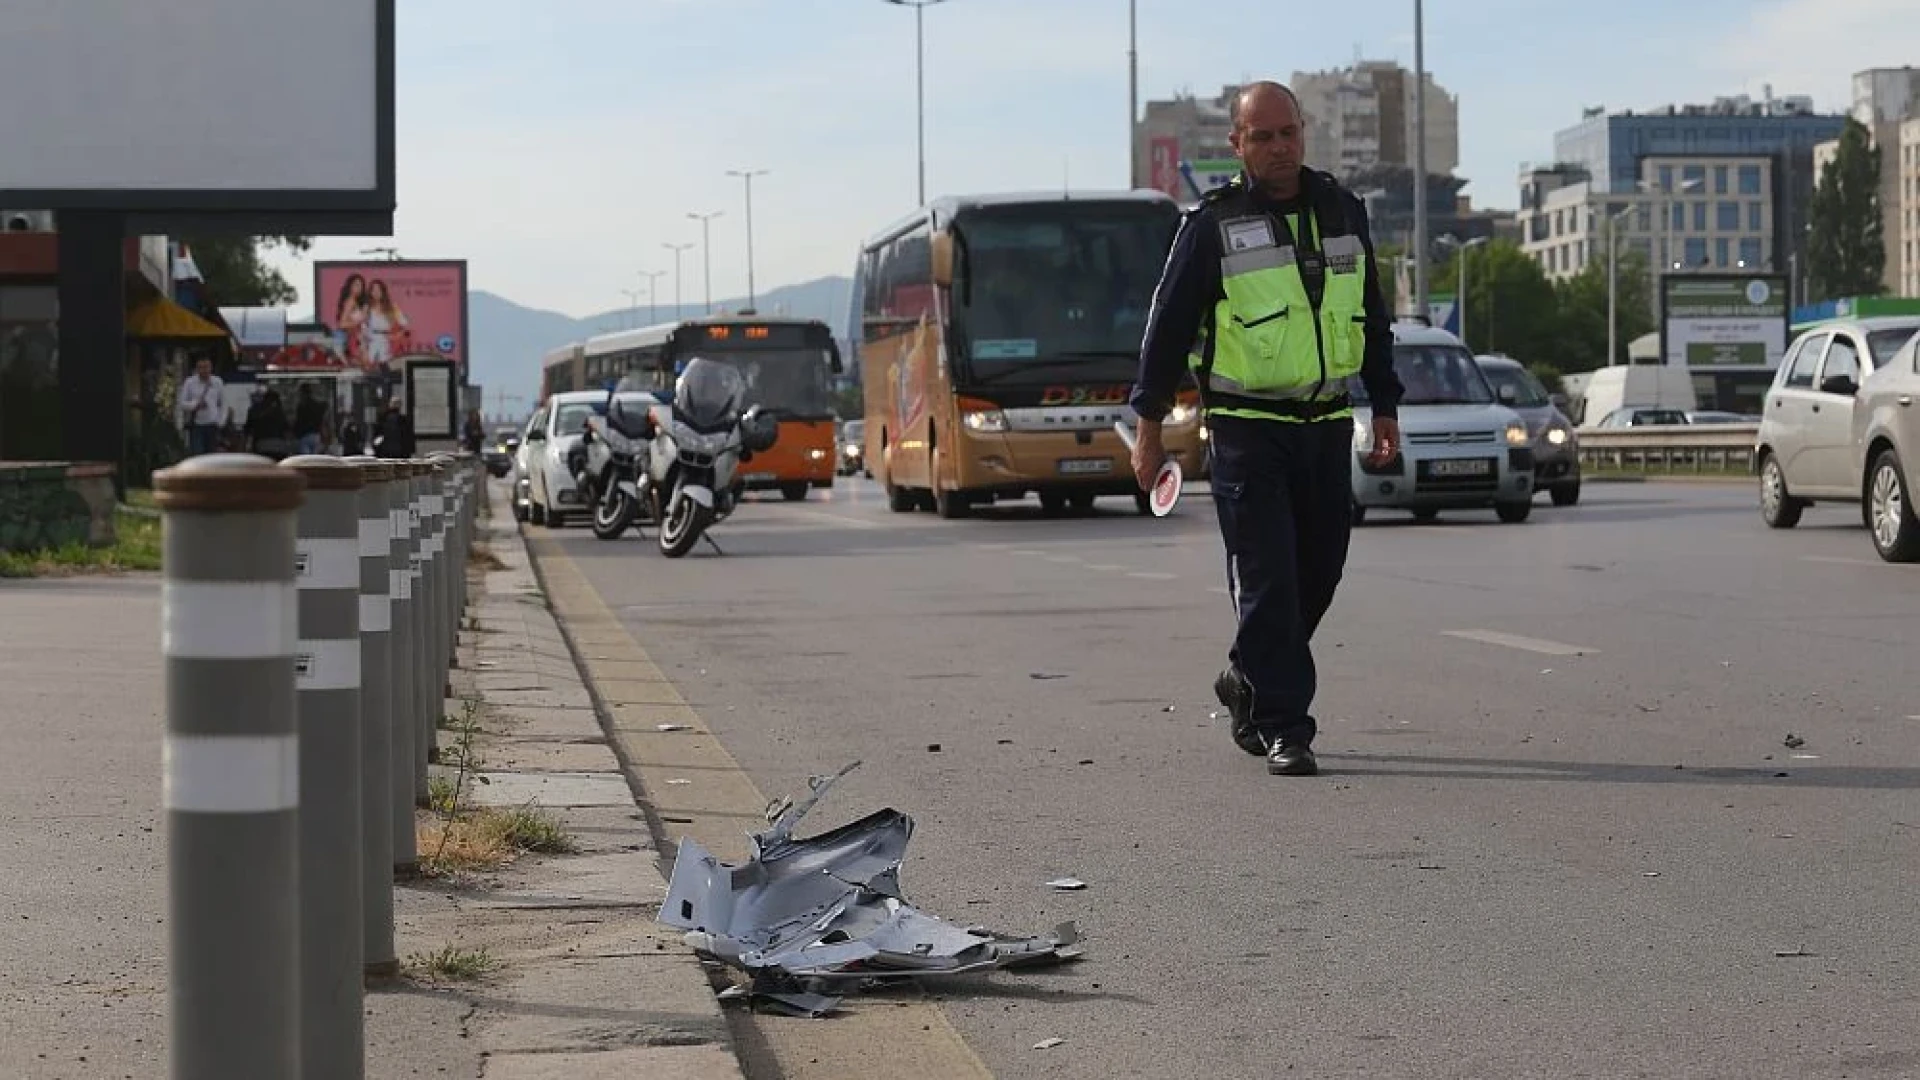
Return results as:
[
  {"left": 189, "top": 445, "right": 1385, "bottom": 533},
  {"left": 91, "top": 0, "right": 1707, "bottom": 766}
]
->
[
  {"left": 781, "top": 482, "right": 808, "bottom": 502},
  {"left": 935, "top": 484, "right": 971, "bottom": 519}
]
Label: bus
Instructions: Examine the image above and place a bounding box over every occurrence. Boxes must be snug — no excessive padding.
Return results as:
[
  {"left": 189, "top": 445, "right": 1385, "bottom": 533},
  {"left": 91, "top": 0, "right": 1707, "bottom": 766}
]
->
[
  {"left": 540, "top": 314, "right": 843, "bottom": 500},
  {"left": 850, "top": 189, "right": 1205, "bottom": 518}
]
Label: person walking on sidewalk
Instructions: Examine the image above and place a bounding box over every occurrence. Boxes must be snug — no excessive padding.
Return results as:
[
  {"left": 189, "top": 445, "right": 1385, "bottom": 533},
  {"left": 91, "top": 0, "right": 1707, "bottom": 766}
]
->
[
  {"left": 175, "top": 357, "right": 229, "bottom": 458},
  {"left": 1127, "top": 80, "right": 1404, "bottom": 777}
]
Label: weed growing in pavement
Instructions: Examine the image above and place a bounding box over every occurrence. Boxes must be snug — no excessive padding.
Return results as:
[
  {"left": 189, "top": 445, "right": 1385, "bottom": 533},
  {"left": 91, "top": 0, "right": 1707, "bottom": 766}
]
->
[
  {"left": 406, "top": 945, "right": 500, "bottom": 982},
  {"left": 417, "top": 695, "right": 578, "bottom": 876}
]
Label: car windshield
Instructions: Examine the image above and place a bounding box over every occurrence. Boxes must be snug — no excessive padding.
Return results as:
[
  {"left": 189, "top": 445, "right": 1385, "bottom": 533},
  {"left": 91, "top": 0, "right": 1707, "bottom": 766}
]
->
[
  {"left": 1479, "top": 364, "right": 1550, "bottom": 407},
  {"left": 553, "top": 403, "right": 597, "bottom": 435},
  {"left": 1352, "top": 344, "right": 1494, "bottom": 405},
  {"left": 951, "top": 202, "right": 1178, "bottom": 384},
  {"left": 1867, "top": 327, "right": 1920, "bottom": 364}
]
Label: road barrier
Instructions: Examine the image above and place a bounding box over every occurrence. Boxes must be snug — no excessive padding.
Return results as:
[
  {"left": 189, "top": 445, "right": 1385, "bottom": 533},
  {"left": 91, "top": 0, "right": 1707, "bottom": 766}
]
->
[
  {"left": 153, "top": 450, "right": 484, "bottom": 1080},
  {"left": 1575, "top": 424, "right": 1761, "bottom": 473}
]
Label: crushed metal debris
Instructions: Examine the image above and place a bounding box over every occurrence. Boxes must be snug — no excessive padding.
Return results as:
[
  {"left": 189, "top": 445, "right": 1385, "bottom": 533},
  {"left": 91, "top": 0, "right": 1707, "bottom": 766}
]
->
[{"left": 660, "top": 761, "right": 1084, "bottom": 1017}]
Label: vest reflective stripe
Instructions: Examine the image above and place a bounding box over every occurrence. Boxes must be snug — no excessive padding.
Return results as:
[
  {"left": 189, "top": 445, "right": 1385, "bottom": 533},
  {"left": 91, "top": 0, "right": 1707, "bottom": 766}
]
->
[
  {"left": 1222, "top": 245, "right": 1295, "bottom": 279},
  {"left": 1205, "top": 371, "right": 1345, "bottom": 402}
]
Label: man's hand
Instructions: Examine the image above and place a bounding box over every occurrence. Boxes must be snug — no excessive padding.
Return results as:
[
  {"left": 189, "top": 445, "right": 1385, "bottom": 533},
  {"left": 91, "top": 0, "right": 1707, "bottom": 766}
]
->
[
  {"left": 1365, "top": 416, "right": 1401, "bottom": 468},
  {"left": 1131, "top": 418, "right": 1166, "bottom": 492}
]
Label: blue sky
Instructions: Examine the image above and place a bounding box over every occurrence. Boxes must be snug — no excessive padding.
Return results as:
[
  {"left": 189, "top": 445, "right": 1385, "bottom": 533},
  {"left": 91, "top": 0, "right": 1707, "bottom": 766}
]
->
[{"left": 269, "top": 0, "right": 1917, "bottom": 320}]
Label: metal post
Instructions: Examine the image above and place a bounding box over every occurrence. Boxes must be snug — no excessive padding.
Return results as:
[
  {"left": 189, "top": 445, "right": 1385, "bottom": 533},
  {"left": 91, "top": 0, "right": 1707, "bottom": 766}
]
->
[
  {"left": 663, "top": 243, "right": 692, "bottom": 322},
  {"left": 1128, "top": 0, "right": 1138, "bottom": 189},
  {"left": 1607, "top": 216, "right": 1619, "bottom": 368},
  {"left": 1412, "top": 0, "right": 1430, "bottom": 319},
  {"left": 916, "top": 2, "right": 926, "bottom": 205},
  {"left": 282, "top": 455, "right": 367, "bottom": 1080},
  {"left": 154, "top": 453, "right": 306, "bottom": 1080},
  {"left": 352, "top": 460, "right": 398, "bottom": 980},
  {"left": 687, "top": 211, "right": 723, "bottom": 315},
  {"left": 387, "top": 462, "right": 420, "bottom": 873}
]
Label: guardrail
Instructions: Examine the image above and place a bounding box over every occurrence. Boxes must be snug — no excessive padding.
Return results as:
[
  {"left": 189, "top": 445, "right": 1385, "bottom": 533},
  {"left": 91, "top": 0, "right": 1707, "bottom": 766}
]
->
[
  {"left": 151, "top": 449, "right": 482, "bottom": 1080},
  {"left": 1574, "top": 424, "right": 1760, "bottom": 472}
]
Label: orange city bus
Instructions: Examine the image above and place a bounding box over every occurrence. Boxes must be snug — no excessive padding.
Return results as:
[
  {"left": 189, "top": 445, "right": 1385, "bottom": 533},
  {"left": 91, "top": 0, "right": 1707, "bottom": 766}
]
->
[
  {"left": 546, "top": 315, "right": 844, "bottom": 500},
  {"left": 849, "top": 189, "right": 1205, "bottom": 518}
]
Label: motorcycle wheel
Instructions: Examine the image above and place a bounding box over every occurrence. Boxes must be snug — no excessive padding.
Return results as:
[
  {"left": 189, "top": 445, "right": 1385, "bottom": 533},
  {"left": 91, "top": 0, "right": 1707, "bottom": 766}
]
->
[
  {"left": 590, "top": 489, "right": 635, "bottom": 541},
  {"left": 658, "top": 488, "right": 713, "bottom": 558}
]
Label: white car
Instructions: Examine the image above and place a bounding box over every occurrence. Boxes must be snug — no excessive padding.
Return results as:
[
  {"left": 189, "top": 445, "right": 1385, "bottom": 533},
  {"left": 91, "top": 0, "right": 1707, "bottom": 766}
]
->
[
  {"left": 1756, "top": 315, "right": 1920, "bottom": 528},
  {"left": 522, "top": 390, "right": 609, "bottom": 527}
]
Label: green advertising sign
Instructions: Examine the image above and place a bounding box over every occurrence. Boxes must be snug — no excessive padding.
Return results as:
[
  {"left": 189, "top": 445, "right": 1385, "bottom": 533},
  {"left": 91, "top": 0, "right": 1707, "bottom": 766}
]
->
[{"left": 1662, "top": 275, "right": 1789, "bottom": 368}]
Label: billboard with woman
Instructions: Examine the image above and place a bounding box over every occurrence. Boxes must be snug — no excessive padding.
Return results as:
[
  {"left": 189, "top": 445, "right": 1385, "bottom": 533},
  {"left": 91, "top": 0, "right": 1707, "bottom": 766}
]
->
[{"left": 313, "top": 259, "right": 469, "bottom": 372}]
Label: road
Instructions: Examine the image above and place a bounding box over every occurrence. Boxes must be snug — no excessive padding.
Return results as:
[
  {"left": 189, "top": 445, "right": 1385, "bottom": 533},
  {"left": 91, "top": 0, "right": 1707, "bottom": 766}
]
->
[{"left": 539, "top": 477, "right": 1920, "bottom": 1080}]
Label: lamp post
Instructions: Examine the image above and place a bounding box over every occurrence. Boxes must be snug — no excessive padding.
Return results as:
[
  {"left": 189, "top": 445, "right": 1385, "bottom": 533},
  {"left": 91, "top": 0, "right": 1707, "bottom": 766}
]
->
[
  {"left": 620, "top": 288, "right": 642, "bottom": 330},
  {"left": 1455, "top": 236, "right": 1488, "bottom": 349},
  {"left": 1604, "top": 204, "right": 1634, "bottom": 368},
  {"left": 725, "top": 169, "right": 770, "bottom": 310},
  {"left": 686, "top": 211, "right": 723, "bottom": 314},
  {"left": 661, "top": 242, "right": 693, "bottom": 322},
  {"left": 640, "top": 270, "right": 665, "bottom": 325},
  {"left": 1411, "top": 0, "right": 1430, "bottom": 319},
  {"left": 1128, "top": 0, "right": 1138, "bottom": 188},
  {"left": 883, "top": 0, "right": 949, "bottom": 206}
]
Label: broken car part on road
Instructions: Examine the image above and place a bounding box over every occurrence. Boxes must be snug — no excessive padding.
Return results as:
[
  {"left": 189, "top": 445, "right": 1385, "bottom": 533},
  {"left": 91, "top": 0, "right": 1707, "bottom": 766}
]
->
[{"left": 659, "top": 761, "right": 1084, "bottom": 1017}]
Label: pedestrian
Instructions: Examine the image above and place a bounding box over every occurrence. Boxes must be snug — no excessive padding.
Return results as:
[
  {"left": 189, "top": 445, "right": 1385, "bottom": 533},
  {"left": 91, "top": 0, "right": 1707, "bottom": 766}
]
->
[
  {"left": 174, "top": 356, "right": 229, "bottom": 458},
  {"left": 292, "top": 382, "right": 329, "bottom": 455},
  {"left": 1127, "top": 80, "right": 1404, "bottom": 777},
  {"left": 373, "top": 398, "right": 414, "bottom": 459}
]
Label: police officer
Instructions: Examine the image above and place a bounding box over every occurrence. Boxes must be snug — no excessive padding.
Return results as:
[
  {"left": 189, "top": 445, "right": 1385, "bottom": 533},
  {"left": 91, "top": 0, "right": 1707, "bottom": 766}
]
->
[{"left": 1129, "top": 81, "right": 1404, "bottom": 777}]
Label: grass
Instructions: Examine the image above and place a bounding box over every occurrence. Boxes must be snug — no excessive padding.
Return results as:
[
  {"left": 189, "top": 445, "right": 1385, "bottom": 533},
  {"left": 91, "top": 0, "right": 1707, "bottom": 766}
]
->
[
  {"left": 416, "top": 695, "right": 577, "bottom": 877},
  {"left": 405, "top": 945, "right": 500, "bottom": 982},
  {"left": 468, "top": 543, "right": 506, "bottom": 572},
  {"left": 0, "top": 508, "right": 162, "bottom": 578}
]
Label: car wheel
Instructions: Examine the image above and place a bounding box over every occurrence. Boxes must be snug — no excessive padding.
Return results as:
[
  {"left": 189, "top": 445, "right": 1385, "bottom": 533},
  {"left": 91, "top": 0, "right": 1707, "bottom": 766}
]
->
[
  {"left": 1551, "top": 481, "right": 1581, "bottom": 507},
  {"left": 1495, "top": 500, "right": 1532, "bottom": 524},
  {"left": 1412, "top": 508, "right": 1439, "bottom": 523},
  {"left": 530, "top": 501, "right": 547, "bottom": 526},
  {"left": 1759, "top": 453, "right": 1803, "bottom": 529},
  {"left": 1867, "top": 448, "right": 1920, "bottom": 562}
]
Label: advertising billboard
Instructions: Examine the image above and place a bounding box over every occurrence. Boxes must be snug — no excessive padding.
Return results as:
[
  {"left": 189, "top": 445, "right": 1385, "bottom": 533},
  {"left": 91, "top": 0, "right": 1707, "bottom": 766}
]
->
[
  {"left": 313, "top": 260, "right": 470, "bottom": 374},
  {"left": 1662, "top": 274, "right": 1791, "bottom": 368},
  {"left": 0, "top": 0, "right": 392, "bottom": 215}
]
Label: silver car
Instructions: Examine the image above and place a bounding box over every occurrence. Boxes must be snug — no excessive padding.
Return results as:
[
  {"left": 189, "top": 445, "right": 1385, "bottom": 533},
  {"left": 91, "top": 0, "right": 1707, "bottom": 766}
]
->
[
  {"left": 522, "top": 390, "right": 609, "bottom": 527},
  {"left": 1476, "top": 353, "right": 1581, "bottom": 506},
  {"left": 1852, "top": 329, "right": 1920, "bottom": 561},
  {"left": 1756, "top": 315, "right": 1920, "bottom": 529},
  {"left": 1350, "top": 324, "right": 1536, "bottom": 524}
]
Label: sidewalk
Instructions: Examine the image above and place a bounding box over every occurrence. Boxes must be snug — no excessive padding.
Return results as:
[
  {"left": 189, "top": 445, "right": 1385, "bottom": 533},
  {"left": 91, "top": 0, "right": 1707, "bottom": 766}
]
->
[{"left": 0, "top": 489, "right": 744, "bottom": 1080}]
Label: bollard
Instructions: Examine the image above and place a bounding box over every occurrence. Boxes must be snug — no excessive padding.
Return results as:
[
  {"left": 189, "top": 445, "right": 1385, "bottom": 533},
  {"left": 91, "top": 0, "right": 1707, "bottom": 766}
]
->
[
  {"left": 387, "top": 462, "right": 420, "bottom": 875},
  {"left": 409, "top": 461, "right": 433, "bottom": 805},
  {"left": 282, "top": 455, "right": 367, "bottom": 1080},
  {"left": 154, "top": 453, "right": 305, "bottom": 1080},
  {"left": 352, "top": 459, "right": 399, "bottom": 979},
  {"left": 416, "top": 460, "right": 444, "bottom": 788}
]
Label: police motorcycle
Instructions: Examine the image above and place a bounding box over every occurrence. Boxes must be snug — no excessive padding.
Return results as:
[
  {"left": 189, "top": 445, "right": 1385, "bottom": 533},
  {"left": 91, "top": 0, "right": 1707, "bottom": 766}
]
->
[
  {"left": 572, "top": 389, "right": 659, "bottom": 542},
  {"left": 644, "top": 357, "right": 780, "bottom": 558}
]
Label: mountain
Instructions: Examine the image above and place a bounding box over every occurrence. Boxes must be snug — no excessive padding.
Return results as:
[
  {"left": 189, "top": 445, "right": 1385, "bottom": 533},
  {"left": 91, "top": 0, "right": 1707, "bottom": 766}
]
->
[{"left": 467, "top": 276, "right": 854, "bottom": 412}]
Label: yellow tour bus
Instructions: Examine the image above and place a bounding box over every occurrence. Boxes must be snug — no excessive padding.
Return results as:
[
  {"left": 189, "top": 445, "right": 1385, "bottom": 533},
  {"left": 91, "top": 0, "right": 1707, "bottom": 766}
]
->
[{"left": 850, "top": 190, "right": 1205, "bottom": 517}]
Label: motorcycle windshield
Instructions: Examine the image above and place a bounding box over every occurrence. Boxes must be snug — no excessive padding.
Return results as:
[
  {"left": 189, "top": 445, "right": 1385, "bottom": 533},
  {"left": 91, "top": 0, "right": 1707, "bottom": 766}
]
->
[{"left": 673, "top": 357, "right": 746, "bottom": 434}]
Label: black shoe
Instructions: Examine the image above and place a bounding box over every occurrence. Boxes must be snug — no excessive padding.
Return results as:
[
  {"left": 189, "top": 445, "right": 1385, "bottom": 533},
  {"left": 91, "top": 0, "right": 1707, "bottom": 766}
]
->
[
  {"left": 1267, "top": 741, "right": 1319, "bottom": 776},
  {"left": 1214, "top": 668, "right": 1266, "bottom": 757}
]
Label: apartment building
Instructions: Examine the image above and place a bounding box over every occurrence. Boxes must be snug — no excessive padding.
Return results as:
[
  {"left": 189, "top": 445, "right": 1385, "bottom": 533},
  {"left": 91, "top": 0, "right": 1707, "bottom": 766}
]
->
[
  {"left": 1903, "top": 120, "right": 1920, "bottom": 296},
  {"left": 1814, "top": 67, "right": 1920, "bottom": 295}
]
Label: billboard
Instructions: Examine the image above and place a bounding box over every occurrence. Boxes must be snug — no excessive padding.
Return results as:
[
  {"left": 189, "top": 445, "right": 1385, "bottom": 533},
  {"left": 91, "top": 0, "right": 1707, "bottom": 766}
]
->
[
  {"left": 0, "top": 0, "right": 392, "bottom": 215},
  {"left": 313, "top": 260, "right": 470, "bottom": 374},
  {"left": 1662, "top": 274, "right": 1790, "bottom": 368},
  {"left": 1149, "top": 137, "right": 1182, "bottom": 198}
]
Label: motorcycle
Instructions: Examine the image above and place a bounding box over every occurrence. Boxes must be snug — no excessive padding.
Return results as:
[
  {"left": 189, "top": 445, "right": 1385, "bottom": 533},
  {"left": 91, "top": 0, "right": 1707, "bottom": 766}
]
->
[
  {"left": 575, "top": 390, "right": 658, "bottom": 541},
  {"left": 646, "top": 357, "right": 779, "bottom": 558}
]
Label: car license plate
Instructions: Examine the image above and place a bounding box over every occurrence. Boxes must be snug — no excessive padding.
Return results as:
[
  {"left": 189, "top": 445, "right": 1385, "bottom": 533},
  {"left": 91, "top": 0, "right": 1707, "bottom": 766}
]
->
[
  {"left": 1057, "top": 458, "right": 1113, "bottom": 475},
  {"left": 742, "top": 472, "right": 775, "bottom": 482},
  {"left": 1426, "top": 458, "right": 1493, "bottom": 477}
]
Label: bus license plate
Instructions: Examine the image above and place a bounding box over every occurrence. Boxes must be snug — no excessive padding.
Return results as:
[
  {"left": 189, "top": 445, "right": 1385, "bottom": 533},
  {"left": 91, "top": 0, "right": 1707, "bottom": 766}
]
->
[
  {"left": 1425, "top": 458, "right": 1493, "bottom": 477},
  {"left": 1057, "top": 458, "right": 1113, "bottom": 475}
]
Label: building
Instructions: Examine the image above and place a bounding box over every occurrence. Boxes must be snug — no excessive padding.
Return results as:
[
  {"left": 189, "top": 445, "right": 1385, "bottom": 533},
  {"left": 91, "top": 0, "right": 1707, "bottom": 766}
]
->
[
  {"left": 1291, "top": 61, "right": 1459, "bottom": 178},
  {"left": 1903, "top": 120, "right": 1920, "bottom": 296},
  {"left": 1814, "top": 67, "right": 1920, "bottom": 296},
  {"left": 1515, "top": 94, "right": 1847, "bottom": 295}
]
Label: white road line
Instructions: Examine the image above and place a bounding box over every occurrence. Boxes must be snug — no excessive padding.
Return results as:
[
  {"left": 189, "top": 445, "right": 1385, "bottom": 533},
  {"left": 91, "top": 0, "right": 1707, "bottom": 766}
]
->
[
  {"left": 1800, "top": 554, "right": 1879, "bottom": 568},
  {"left": 1085, "top": 564, "right": 1127, "bottom": 572},
  {"left": 1127, "top": 571, "right": 1177, "bottom": 580},
  {"left": 1441, "top": 629, "right": 1598, "bottom": 657},
  {"left": 1008, "top": 549, "right": 1045, "bottom": 557},
  {"left": 1045, "top": 555, "right": 1080, "bottom": 564},
  {"left": 1207, "top": 586, "right": 1230, "bottom": 595},
  {"left": 776, "top": 508, "right": 884, "bottom": 530}
]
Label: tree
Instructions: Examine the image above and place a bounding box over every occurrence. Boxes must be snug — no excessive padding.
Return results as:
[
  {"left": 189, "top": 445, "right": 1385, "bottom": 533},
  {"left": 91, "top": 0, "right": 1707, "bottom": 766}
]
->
[
  {"left": 1428, "top": 239, "right": 1560, "bottom": 368},
  {"left": 1807, "top": 117, "right": 1885, "bottom": 301},
  {"left": 176, "top": 235, "right": 312, "bottom": 306},
  {"left": 1553, "top": 244, "right": 1655, "bottom": 371}
]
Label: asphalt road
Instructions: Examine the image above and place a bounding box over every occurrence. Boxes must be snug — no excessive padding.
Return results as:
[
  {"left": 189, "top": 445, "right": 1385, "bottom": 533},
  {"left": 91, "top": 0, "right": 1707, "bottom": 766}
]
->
[{"left": 547, "top": 477, "right": 1920, "bottom": 1080}]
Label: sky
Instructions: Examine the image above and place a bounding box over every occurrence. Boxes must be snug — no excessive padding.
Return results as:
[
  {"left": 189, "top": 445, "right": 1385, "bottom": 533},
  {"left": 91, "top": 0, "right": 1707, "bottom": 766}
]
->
[{"left": 266, "top": 0, "right": 1920, "bottom": 321}]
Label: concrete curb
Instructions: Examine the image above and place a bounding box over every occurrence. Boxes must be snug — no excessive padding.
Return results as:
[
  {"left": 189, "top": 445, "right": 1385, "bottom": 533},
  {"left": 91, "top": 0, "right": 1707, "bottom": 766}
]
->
[{"left": 402, "top": 483, "right": 745, "bottom": 1080}]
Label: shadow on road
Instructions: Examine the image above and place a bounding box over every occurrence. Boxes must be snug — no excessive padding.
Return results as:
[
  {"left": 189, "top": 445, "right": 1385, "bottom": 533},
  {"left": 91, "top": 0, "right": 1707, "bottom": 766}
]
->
[{"left": 1330, "top": 752, "right": 1920, "bottom": 791}]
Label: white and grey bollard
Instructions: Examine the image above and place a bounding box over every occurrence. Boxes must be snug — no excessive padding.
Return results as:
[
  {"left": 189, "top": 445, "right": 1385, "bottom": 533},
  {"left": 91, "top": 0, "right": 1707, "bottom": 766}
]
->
[
  {"left": 352, "top": 459, "right": 399, "bottom": 977},
  {"left": 416, "top": 460, "right": 444, "bottom": 783},
  {"left": 387, "top": 461, "right": 420, "bottom": 875},
  {"left": 154, "top": 453, "right": 306, "bottom": 1080},
  {"left": 406, "top": 460, "right": 432, "bottom": 806},
  {"left": 282, "top": 455, "right": 367, "bottom": 1080}
]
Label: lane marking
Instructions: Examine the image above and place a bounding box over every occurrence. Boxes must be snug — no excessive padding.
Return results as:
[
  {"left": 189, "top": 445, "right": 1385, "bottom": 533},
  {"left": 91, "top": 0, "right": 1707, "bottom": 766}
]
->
[
  {"left": 1045, "top": 555, "right": 1080, "bottom": 564},
  {"left": 1085, "top": 563, "right": 1127, "bottom": 572},
  {"left": 1127, "top": 571, "right": 1177, "bottom": 580},
  {"left": 765, "top": 507, "right": 885, "bottom": 530},
  {"left": 1442, "top": 629, "right": 1598, "bottom": 657},
  {"left": 1801, "top": 554, "right": 1880, "bottom": 568},
  {"left": 164, "top": 734, "right": 298, "bottom": 813}
]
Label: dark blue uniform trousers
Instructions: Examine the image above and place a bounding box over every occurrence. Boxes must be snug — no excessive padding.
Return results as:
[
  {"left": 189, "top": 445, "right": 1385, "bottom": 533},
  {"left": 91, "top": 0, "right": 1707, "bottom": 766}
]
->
[{"left": 1206, "top": 414, "right": 1355, "bottom": 747}]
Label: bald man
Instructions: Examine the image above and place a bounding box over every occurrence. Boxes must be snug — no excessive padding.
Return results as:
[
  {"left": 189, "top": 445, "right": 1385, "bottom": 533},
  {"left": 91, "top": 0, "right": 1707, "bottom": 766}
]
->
[{"left": 1129, "top": 81, "right": 1404, "bottom": 776}]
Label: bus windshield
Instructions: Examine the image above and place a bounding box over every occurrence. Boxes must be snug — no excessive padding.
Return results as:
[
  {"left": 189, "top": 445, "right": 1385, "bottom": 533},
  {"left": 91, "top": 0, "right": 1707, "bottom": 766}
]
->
[
  {"left": 951, "top": 202, "right": 1178, "bottom": 385},
  {"left": 702, "top": 349, "right": 837, "bottom": 421}
]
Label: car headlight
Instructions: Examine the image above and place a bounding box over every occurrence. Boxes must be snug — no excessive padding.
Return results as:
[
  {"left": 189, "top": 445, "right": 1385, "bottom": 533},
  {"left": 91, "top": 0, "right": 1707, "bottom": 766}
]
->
[
  {"left": 1504, "top": 423, "right": 1530, "bottom": 448},
  {"left": 1545, "top": 426, "right": 1570, "bottom": 446},
  {"left": 1167, "top": 403, "right": 1198, "bottom": 425},
  {"left": 962, "top": 407, "right": 1008, "bottom": 433}
]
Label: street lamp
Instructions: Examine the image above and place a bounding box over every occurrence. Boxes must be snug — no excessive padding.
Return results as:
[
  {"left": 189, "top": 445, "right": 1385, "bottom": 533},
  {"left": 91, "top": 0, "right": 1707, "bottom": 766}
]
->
[
  {"left": 1455, "top": 236, "right": 1488, "bottom": 349},
  {"left": 1128, "top": 0, "right": 1138, "bottom": 188},
  {"left": 620, "top": 288, "right": 642, "bottom": 330},
  {"left": 1412, "top": 0, "right": 1430, "bottom": 319},
  {"left": 687, "top": 211, "right": 724, "bottom": 314},
  {"left": 726, "top": 169, "right": 770, "bottom": 309},
  {"left": 1604, "top": 204, "right": 1635, "bottom": 368},
  {"left": 662, "top": 242, "right": 693, "bottom": 321},
  {"left": 640, "top": 269, "right": 666, "bottom": 325},
  {"left": 1638, "top": 175, "right": 1704, "bottom": 321},
  {"left": 884, "top": 0, "right": 949, "bottom": 206}
]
